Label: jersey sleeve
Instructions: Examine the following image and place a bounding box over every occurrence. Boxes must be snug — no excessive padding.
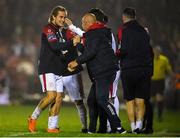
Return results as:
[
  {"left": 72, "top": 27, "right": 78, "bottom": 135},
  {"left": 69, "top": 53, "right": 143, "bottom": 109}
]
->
[
  {"left": 69, "top": 24, "right": 84, "bottom": 37},
  {"left": 66, "top": 29, "right": 76, "bottom": 40},
  {"left": 43, "top": 26, "right": 73, "bottom": 51},
  {"left": 43, "top": 27, "right": 58, "bottom": 43}
]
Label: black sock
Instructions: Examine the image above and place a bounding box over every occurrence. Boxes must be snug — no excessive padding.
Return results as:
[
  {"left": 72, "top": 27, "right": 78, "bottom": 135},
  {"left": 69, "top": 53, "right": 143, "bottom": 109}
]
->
[{"left": 157, "top": 101, "right": 163, "bottom": 119}]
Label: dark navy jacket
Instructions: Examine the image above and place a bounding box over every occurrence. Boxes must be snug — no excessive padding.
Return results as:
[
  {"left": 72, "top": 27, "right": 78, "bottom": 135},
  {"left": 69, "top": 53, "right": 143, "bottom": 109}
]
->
[
  {"left": 76, "top": 23, "right": 119, "bottom": 79},
  {"left": 119, "top": 20, "right": 153, "bottom": 74}
]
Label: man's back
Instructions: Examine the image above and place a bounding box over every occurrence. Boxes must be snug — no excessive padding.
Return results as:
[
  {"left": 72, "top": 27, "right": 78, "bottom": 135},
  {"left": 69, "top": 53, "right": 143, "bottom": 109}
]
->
[{"left": 120, "top": 20, "right": 153, "bottom": 72}]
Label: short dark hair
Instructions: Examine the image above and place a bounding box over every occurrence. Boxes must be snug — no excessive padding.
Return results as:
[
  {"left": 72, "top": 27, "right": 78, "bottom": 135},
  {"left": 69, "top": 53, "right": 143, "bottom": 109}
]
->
[
  {"left": 89, "top": 8, "right": 108, "bottom": 24},
  {"left": 123, "top": 7, "right": 136, "bottom": 19}
]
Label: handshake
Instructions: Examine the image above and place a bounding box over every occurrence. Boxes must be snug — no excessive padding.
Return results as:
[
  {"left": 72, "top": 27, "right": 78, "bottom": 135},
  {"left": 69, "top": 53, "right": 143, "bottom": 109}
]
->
[
  {"left": 73, "top": 35, "right": 81, "bottom": 46},
  {"left": 67, "top": 60, "right": 78, "bottom": 72}
]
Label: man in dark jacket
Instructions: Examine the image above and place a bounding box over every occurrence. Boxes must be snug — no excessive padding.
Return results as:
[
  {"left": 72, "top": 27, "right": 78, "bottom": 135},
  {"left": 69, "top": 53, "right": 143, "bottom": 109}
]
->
[
  {"left": 118, "top": 8, "right": 153, "bottom": 133},
  {"left": 68, "top": 13, "right": 126, "bottom": 134}
]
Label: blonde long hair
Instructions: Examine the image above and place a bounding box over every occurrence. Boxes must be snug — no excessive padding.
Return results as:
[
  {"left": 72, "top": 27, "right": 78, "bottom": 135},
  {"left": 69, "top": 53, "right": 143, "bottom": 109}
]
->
[{"left": 48, "top": 6, "right": 67, "bottom": 23}]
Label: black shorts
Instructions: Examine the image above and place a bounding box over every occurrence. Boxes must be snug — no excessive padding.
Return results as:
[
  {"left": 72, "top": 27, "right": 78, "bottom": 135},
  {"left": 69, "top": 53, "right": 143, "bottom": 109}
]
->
[
  {"left": 121, "top": 70, "right": 151, "bottom": 101},
  {"left": 150, "top": 79, "right": 165, "bottom": 96}
]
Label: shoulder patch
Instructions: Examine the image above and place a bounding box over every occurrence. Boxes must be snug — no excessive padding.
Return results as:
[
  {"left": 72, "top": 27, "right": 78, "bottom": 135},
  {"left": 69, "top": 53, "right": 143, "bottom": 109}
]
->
[
  {"left": 47, "top": 34, "right": 57, "bottom": 41},
  {"left": 47, "top": 29, "right": 52, "bottom": 33},
  {"left": 43, "top": 25, "right": 54, "bottom": 35},
  {"left": 43, "top": 25, "right": 58, "bottom": 42}
]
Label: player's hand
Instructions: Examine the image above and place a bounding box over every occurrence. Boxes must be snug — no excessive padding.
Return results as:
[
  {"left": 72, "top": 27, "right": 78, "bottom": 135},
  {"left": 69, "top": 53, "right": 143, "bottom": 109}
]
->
[
  {"left": 65, "top": 18, "right": 73, "bottom": 26},
  {"left": 73, "top": 35, "right": 81, "bottom": 46},
  {"left": 67, "top": 66, "right": 75, "bottom": 72},
  {"left": 68, "top": 60, "right": 78, "bottom": 72}
]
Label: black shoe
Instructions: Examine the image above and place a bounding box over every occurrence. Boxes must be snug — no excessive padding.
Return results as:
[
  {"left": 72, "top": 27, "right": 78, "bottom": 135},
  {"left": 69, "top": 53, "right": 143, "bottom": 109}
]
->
[
  {"left": 116, "top": 127, "right": 126, "bottom": 134},
  {"left": 132, "top": 128, "right": 142, "bottom": 134},
  {"left": 141, "top": 128, "right": 153, "bottom": 134},
  {"left": 81, "top": 128, "right": 88, "bottom": 133}
]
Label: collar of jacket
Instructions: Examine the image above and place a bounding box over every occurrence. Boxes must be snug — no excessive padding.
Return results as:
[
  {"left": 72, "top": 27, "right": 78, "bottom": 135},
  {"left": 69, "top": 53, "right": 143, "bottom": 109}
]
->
[
  {"left": 123, "top": 20, "right": 137, "bottom": 27},
  {"left": 49, "top": 23, "right": 59, "bottom": 30},
  {"left": 87, "top": 22, "right": 106, "bottom": 31}
]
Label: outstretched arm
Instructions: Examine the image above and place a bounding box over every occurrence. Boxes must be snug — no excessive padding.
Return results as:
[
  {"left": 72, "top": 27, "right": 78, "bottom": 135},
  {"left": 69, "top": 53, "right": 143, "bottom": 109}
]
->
[{"left": 65, "top": 18, "right": 84, "bottom": 37}]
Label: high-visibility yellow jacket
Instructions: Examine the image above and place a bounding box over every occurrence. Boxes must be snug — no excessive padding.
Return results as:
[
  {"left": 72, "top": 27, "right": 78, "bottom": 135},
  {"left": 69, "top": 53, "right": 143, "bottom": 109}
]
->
[{"left": 152, "top": 55, "right": 172, "bottom": 80}]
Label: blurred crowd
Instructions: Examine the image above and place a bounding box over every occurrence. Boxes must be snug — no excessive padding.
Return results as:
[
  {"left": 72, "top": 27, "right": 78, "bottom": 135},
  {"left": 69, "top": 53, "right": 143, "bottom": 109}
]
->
[{"left": 0, "top": 0, "right": 180, "bottom": 108}]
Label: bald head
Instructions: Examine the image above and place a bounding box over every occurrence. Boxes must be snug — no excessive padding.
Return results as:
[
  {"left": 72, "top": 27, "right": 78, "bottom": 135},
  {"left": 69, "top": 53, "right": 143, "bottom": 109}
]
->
[{"left": 82, "top": 13, "right": 96, "bottom": 32}]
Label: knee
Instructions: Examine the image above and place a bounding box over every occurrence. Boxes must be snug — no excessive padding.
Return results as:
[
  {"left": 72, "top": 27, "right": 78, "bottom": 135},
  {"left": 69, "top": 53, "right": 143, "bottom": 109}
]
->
[
  {"left": 47, "top": 92, "right": 57, "bottom": 102},
  {"left": 55, "top": 93, "right": 64, "bottom": 102}
]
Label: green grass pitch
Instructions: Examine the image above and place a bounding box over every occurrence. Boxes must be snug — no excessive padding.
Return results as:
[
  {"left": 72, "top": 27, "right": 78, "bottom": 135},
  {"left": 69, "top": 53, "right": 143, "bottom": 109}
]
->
[{"left": 0, "top": 105, "right": 179, "bottom": 137}]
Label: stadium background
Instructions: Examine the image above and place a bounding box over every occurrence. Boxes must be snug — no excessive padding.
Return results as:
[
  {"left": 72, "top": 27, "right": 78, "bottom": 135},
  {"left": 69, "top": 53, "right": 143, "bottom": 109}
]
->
[{"left": 0, "top": 0, "right": 180, "bottom": 136}]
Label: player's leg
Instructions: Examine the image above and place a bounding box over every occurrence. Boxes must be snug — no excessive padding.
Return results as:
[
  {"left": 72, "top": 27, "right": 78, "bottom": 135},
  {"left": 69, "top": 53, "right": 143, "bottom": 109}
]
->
[
  {"left": 87, "top": 82, "right": 98, "bottom": 133},
  {"left": 30, "top": 91, "right": 57, "bottom": 119},
  {"left": 156, "top": 93, "right": 164, "bottom": 121},
  {"left": 156, "top": 80, "right": 165, "bottom": 121},
  {"left": 111, "top": 70, "right": 121, "bottom": 116},
  {"left": 121, "top": 72, "right": 136, "bottom": 132},
  {"left": 28, "top": 73, "right": 57, "bottom": 132},
  {"left": 114, "top": 96, "right": 120, "bottom": 115},
  {"left": 134, "top": 98, "right": 145, "bottom": 130},
  {"left": 47, "top": 93, "right": 64, "bottom": 133},
  {"left": 75, "top": 73, "right": 87, "bottom": 132},
  {"left": 106, "top": 70, "right": 120, "bottom": 132},
  {"left": 74, "top": 100, "right": 88, "bottom": 133},
  {"left": 106, "top": 97, "right": 120, "bottom": 133},
  {"left": 142, "top": 99, "right": 153, "bottom": 134},
  {"left": 98, "top": 105, "right": 108, "bottom": 133},
  {"left": 47, "top": 75, "right": 64, "bottom": 133},
  {"left": 95, "top": 75, "right": 126, "bottom": 134},
  {"left": 63, "top": 74, "right": 87, "bottom": 132},
  {"left": 134, "top": 72, "right": 151, "bottom": 132},
  {"left": 126, "top": 100, "right": 136, "bottom": 132}
]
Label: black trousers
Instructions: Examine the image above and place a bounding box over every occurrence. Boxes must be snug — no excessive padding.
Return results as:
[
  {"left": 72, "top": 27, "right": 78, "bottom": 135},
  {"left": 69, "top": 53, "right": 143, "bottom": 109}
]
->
[
  {"left": 143, "top": 99, "right": 153, "bottom": 129},
  {"left": 87, "top": 74, "right": 121, "bottom": 132}
]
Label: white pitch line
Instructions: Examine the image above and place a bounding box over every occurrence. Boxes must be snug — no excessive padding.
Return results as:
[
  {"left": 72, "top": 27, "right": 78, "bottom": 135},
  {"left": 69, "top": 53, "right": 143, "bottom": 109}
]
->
[
  {"left": 8, "top": 131, "right": 40, "bottom": 137},
  {"left": 154, "top": 129, "right": 168, "bottom": 134}
]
